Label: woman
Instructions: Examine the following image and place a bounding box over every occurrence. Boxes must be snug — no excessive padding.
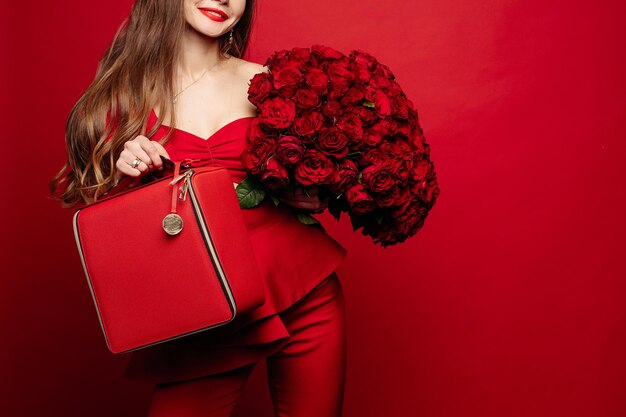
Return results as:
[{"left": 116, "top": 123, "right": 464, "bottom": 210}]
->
[{"left": 49, "top": 0, "right": 349, "bottom": 416}]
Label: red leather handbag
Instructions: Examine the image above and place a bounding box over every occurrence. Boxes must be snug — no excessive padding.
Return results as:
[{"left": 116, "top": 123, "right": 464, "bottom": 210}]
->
[{"left": 72, "top": 157, "right": 265, "bottom": 354}]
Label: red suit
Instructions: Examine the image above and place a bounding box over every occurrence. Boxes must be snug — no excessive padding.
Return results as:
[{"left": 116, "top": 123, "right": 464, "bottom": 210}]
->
[{"left": 123, "top": 110, "right": 348, "bottom": 416}]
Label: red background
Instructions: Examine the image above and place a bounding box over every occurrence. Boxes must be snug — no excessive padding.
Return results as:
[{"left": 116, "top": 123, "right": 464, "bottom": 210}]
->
[{"left": 3, "top": 0, "right": 625, "bottom": 416}]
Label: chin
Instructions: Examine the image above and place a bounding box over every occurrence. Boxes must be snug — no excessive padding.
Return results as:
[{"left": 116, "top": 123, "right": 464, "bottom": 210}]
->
[{"left": 186, "top": 22, "right": 223, "bottom": 38}]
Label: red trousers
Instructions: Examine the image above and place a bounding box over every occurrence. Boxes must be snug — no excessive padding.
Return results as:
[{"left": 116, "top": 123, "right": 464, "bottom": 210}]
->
[{"left": 146, "top": 273, "right": 347, "bottom": 417}]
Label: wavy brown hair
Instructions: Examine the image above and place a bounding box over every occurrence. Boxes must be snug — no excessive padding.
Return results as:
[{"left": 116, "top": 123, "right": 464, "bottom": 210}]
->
[{"left": 49, "top": 0, "right": 256, "bottom": 207}]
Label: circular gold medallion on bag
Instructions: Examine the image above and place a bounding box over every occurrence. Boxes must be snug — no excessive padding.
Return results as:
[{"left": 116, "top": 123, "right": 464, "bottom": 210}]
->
[{"left": 162, "top": 213, "right": 183, "bottom": 235}]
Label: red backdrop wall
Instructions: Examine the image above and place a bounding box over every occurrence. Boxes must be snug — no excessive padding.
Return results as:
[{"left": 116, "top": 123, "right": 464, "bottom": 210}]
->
[{"left": 3, "top": 1, "right": 625, "bottom": 416}]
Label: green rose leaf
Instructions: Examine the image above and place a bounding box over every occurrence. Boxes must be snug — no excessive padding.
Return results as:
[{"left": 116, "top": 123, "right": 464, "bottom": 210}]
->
[
  {"left": 297, "top": 212, "right": 320, "bottom": 225},
  {"left": 362, "top": 100, "right": 375, "bottom": 108},
  {"left": 236, "top": 178, "right": 266, "bottom": 209},
  {"left": 327, "top": 197, "right": 342, "bottom": 221},
  {"left": 270, "top": 194, "right": 281, "bottom": 207}
]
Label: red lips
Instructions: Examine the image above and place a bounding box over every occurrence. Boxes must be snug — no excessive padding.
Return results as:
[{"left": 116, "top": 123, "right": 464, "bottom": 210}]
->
[{"left": 199, "top": 7, "right": 229, "bottom": 20}]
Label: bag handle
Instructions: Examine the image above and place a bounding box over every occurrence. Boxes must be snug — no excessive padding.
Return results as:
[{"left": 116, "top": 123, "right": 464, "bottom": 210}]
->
[
  {"left": 161, "top": 156, "right": 211, "bottom": 236},
  {"left": 160, "top": 155, "right": 216, "bottom": 172},
  {"left": 164, "top": 156, "right": 221, "bottom": 218},
  {"left": 167, "top": 158, "right": 194, "bottom": 215}
]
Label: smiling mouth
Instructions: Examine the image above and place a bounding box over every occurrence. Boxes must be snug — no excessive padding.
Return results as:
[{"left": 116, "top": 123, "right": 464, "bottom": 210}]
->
[{"left": 198, "top": 8, "right": 229, "bottom": 19}]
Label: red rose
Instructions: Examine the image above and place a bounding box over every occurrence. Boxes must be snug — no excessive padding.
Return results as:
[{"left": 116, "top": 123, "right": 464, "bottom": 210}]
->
[
  {"left": 410, "top": 156, "right": 433, "bottom": 182},
  {"left": 364, "top": 221, "right": 403, "bottom": 247},
  {"left": 291, "top": 110, "right": 324, "bottom": 137},
  {"left": 403, "top": 152, "right": 416, "bottom": 170},
  {"left": 304, "top": 68, "right": 329, "bottom": 95},
  {"left": 394, "top": 121, "right": 412, "bottom": 139},
  {"left": 391, "top": 198, "right": 424, "bottom": 236},
  {"left": 410, "top": 171, "right": 439, "bottom": 205},
  {"left": 352, "top": 106, "right": 377, "bottom": 127},
  {"left": 361, "top": 164, "right": 396, "bottom": 193},
  {"left": 378, "top": 140, "right": 414, "bottom": 183},
  {"left": 375, "top": 185, "right": 401, "bottom": 207},
  {"left": 317, "top": 127, "right": 350, "bottom": 159},
  {"left": 351, "top": 60, "right": 373, "bottom": 84},
  {"left": 408, "top": 112, "right": 418, "bottom": 131},
  {"left": 386, "top": 82, "right": 404, "bottom": 97},
  {"left": 321, "top": 100, "right": 342, "bottom": 119},
  {"left": 385, "top": 158, "right": 404, "bottom": 181},
  {"left": 247, "top": 117, "right": 272, "bottom": 142},
  {"left": 413, "top": 176, "right": 440, "bottom": 206},
  {"left": 330, "top": 159, "right": 358, "bottom": 194},
  {"left": 311, "top": 44, "right": 344, "bottom": 60},
  {"left": 397, "top": 215, "right": 423, "bottom": 240},
  {"left": 336, "top": 114, "right": 364, "bottom": 141},
  {"left": 350, "top": 50, "right": 378, "bottom": 70},
  {"left": 407, "top": 97, "right": 417, "bottom": 111},
  {"left": 340, "top": 87, "right": 365, "bottom": 106},
  {"left": 379, "top": 137, "right": 414, "bottom": 161},
  {"left": 345, "top": 183, "right": 376, "bottom": 215},
  {"left": 410, "top": 129, "right": 428, "bottom": 154},
  {"left": 240, "top": 136, "right": 276, "bottom": 175},
  {"left": 327, "top": 76, "right": 351, "bottom": 99},
  {"left": 408, "top": 107, "right": 419, "bottom": 129},
  {"left": 391, "top": 185, "right": 413, "bottom": 207},
  {"left": 248, "top": 72, "right": 273, "bottom": 105},
  {"left": 391, "top": 95, "right": 410, "bottom": 120},
  {"left": 285, "top": 47, "right": 311, "bottom": 69},
  {"left": 359, "top": 149, "right": 387, "bottom": 167},
  {"left": 278, "top": 84, "right": 298, "bottom": 98},
  {"left": 293, "top": 88, "right": 321, "bottom": 109},
  {"left": 394, "top": 161, "right": 411, "bottom": 182},
  {"left": 374, "top": 61, "right": 396, "bottom": 80},
  {"left": 275, "top": 135, "right": 304, "bottom": 165},
  {"left": 327, "top": 57, "right": 354, "bottom": 80},
  {"left": 380, "top": 117, "right": 399, "bottom": 134},
  {"left": 261, "top": 157, "right": 290, "bottom": 190},
  {"left": 294, "top": 149, "right": 336, "bottom": 186},
  {"left": 265, "top": 49, "right": 290, "bottom": 68},
  {"left": 369, "top": 75, "right": 394, "bottom": 92},
  {"left": 258, "top": 97, "right": 296, "bottom": 129},
  {"left": 273, "top": 66, "right": 303, "bottom": 90},
  {"left": 362, "top": 121, "right": 387, "bottom": 147},
  {"left": 365, "top": 89, "right": 392, "bottom": 117}
]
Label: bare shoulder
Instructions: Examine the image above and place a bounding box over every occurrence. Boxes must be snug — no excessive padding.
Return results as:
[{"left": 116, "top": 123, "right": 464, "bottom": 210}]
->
[
  {"left": 229, "top": 58, "right": 269, "bottom": 113},
  {"left": 235, "top": 58, "right": 270, "bottom": 81}
]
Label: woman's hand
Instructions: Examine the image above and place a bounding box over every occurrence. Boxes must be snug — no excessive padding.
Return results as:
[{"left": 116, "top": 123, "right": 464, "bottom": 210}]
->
[
  {"left": 114, "top": 135, "right": 170, "bottom": 181},
  {"left": 279, "top": 186, "right": 329, "bottom": 213}
]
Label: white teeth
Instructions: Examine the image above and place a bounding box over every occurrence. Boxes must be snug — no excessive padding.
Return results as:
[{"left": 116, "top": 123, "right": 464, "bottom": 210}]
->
[{"left": 207, "top": 10, "right": 222, "bottom": 17}]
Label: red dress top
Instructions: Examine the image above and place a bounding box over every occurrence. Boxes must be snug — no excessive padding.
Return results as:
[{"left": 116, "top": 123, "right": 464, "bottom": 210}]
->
[{"left": 122, "top": 110, "right": 347, "bottom": 384}]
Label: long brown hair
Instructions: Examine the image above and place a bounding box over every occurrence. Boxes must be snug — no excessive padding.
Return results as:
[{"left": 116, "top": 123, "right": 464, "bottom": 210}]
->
[{"left": 49, "top": 0, "right": 256, "bottom": 207}]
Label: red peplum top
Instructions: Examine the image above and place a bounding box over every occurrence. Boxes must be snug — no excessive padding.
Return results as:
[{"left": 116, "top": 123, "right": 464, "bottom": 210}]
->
[{"left": 122, "top": 110, "right": 347, "bottom": 384}]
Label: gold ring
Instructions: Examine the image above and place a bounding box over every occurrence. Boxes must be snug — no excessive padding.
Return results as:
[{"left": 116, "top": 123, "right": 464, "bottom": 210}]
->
[{"left": 130, "top": 157, "right": 142, "bottom": 169}]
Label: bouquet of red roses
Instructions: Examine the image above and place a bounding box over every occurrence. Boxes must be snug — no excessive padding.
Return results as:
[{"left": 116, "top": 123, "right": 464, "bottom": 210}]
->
[{"left": 237, "top": 45, "right": 440, "bottom": 247}]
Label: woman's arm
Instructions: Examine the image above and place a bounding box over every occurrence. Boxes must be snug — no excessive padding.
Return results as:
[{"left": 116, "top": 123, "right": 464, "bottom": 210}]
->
[
  {"left": 233, "top": 181, "right": 327, "bottom": 212},
  {"left": 278, "top": 186, "right": 328, "bottom": 212}
]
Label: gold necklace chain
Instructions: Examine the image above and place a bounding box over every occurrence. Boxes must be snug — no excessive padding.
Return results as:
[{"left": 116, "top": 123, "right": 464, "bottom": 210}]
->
[{"left": 172, "top": 59, "right": 221, "bottom": 104}]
